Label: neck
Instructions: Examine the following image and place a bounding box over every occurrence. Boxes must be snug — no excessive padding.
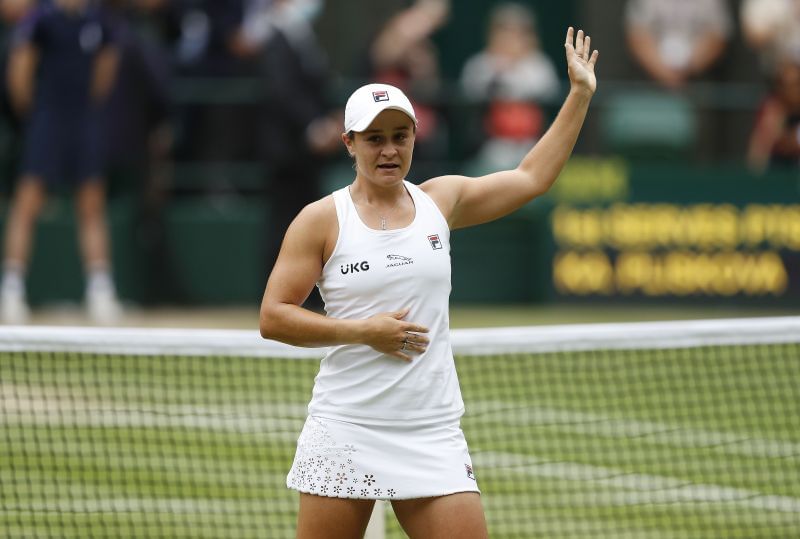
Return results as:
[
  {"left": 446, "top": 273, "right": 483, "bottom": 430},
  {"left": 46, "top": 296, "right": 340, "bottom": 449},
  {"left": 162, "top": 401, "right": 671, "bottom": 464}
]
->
[
  {"left": 350, "top": 179, "right": 406, "bottom": 204},
  {"left": 349, "top": 182, "right": 409, "bottom": 230}
]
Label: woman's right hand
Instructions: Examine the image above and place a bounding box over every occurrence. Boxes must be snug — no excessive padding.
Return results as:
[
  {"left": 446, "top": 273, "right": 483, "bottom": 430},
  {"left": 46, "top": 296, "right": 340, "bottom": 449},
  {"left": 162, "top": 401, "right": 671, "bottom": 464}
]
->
[{"left": 361, "top": 308, "right": 430, "bottom": 361}]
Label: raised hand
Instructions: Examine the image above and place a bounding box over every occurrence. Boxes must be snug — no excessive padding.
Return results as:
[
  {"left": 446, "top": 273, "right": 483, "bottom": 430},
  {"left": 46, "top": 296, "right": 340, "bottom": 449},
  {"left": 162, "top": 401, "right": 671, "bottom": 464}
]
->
[{"left": 565, "top": 27, "right": 599, "bottom": 95}]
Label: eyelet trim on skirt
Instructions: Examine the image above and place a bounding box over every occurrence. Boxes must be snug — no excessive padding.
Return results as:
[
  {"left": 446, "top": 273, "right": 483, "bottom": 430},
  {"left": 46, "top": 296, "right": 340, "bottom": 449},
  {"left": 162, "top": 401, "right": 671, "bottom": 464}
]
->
[{"left": 286, "top": 415, "right": 479, "bottom": 500}]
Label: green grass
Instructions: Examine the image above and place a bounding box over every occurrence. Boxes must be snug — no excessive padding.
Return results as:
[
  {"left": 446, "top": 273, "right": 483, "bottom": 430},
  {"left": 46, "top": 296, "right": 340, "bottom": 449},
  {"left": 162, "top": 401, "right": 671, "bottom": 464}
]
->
[
  {"left": 448, "top": 303, "right": 800, "bottom": 328},
  {"left": 1, "top": 345, "right": 798, "bottom": 538}
]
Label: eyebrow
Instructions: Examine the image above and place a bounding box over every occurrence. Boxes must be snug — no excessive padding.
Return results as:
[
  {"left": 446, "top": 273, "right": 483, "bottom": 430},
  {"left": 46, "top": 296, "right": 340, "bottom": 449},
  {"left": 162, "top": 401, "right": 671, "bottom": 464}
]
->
[{"left": 361, "top": 126, "right": 411, "bottom": 134}]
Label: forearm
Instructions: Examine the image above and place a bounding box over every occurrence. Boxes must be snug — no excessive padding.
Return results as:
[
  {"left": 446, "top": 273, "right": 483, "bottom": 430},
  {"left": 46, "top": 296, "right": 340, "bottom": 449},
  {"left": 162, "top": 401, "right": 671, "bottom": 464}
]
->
[
  {"left": 688, "top": 35, "right": 726, "bottom": 76},
  {"left": 627, "top": 29, "right": 677, "bottom": 84},
  {"left": 517, "top": 87, "right": 593, "bottom": 193},
  {"left": 7, "top": 46, "right": 37, "bottom": 114},
  {"left": 91, "top": 48, "right": 119, "bottom": 102},
  {"left": 260, "top": 302, "right": 363, "bottom": 348}
]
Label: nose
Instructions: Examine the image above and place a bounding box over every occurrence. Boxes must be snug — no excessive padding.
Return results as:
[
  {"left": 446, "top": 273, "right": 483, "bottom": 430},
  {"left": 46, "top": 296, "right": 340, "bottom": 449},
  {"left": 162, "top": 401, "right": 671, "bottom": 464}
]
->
[{"left": 381, "top": 143, "right": 399, "bottom": 157}]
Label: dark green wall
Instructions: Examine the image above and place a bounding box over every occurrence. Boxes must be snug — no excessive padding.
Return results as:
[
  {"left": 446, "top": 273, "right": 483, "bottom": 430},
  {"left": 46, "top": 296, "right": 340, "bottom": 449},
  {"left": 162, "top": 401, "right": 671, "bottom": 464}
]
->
[{"left": 316, "top": 0, "right": 576, "bottom": 80}]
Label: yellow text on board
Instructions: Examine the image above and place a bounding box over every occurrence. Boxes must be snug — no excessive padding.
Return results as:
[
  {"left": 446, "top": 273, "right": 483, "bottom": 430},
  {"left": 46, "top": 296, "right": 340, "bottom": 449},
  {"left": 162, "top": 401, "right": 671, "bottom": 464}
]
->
[{"left": 551, "top": 204, "right": 796, "bottom": 297}]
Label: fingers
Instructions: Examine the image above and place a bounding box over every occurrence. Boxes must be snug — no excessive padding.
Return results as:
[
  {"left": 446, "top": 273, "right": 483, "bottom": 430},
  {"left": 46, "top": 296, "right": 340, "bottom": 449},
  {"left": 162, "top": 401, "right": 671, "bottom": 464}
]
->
[
  {"left": 565, "top": 26, "right": 598, "bottom": 64},
  {"left": 388, "top": 350, "right": 412, "bottom": 362},
  {"left": 368, "top": 310, "right": 430, "bottom": 361},
  {"left": 386, "top": 330, "right": 428, "bottom": 362},
  {"left": 390, "top": 307, "right": 410, "bottom": 320},
  {"left": 402, "top": 330, "right": 429, "bottom": 348},
  {"left": 386, "top": 308, "right": 430, "bottom": 334},
  {"left": 565, "top": 27, "right": 585, "bottom": 53}
]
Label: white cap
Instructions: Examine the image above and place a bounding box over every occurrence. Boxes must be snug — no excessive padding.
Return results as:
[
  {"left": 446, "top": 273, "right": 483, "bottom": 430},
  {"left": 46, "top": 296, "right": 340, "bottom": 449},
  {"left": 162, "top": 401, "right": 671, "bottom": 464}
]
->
[{"left": 344, "top": 83, "right": 417, "bottom": 133}]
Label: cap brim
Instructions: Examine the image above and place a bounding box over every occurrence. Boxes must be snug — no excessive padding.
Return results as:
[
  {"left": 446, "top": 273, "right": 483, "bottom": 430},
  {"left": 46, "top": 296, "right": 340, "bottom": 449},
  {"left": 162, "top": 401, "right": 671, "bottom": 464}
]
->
[{"left": 348, "top": 105, "right": 418, "bottom": 133}]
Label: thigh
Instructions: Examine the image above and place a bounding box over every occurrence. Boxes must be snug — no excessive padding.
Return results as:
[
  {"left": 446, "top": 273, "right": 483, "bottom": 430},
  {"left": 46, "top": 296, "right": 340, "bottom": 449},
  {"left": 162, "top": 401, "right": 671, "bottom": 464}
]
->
[
  {"left": 20, "top": 113, "right": 59, "bottom": 185},
  {"left": 391, "top": 492, "right": 488, "bottom": 539},
  {"left": 296, "top": 492, "right": 375, "bottom": 539}
]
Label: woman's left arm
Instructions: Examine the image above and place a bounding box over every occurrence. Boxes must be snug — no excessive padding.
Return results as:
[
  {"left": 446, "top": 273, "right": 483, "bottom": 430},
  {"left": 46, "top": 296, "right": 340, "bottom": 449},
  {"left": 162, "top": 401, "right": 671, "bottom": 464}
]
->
[{"left": 424, "top": 27, "right": 599, "bottom": 230}]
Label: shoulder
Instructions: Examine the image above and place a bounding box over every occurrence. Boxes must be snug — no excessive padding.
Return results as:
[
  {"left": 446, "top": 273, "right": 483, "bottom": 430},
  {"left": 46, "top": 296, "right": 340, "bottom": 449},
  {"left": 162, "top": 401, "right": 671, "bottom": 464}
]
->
[
  {"left": 292, "top": 194, "right": 337, "bottom": 233},
  {"left": 285, "top": 194, "right": 339, "bottom": 256},
  {"left": 419, "top": 175, "right": 470, "bottom": 222},
  {"left": 13, "top": 6, "right": 51, "bottom": 44}
]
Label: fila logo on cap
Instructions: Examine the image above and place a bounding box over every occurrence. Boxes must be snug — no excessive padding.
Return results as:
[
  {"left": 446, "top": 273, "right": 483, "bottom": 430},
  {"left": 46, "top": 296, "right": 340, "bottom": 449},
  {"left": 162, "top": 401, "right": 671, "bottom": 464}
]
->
[{"left": 372, "top": 90, "right": 390, "bottom": 102}]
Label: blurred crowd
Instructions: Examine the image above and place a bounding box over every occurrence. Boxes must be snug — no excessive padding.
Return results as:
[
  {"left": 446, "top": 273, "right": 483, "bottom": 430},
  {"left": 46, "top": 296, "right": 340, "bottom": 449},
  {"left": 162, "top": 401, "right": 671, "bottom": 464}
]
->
[{"left": 0, "top": 0, "right": 798, "bottom": 324}]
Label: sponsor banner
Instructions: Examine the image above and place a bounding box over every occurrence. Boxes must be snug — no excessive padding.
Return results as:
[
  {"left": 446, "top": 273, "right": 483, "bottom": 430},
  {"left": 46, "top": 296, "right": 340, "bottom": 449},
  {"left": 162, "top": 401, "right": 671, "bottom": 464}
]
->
[{"left": 547, "top": 159, "right": 800, "bottom": 302}]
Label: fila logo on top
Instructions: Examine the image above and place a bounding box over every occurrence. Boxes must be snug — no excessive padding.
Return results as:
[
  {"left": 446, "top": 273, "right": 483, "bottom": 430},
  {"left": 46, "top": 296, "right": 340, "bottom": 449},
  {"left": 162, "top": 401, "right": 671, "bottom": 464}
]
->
[
  {"left": 372, "top": 90, "right": 389, "bottom": 102},
  {"left": 428, "top": 234, "right": 442, "bottom": 250}
]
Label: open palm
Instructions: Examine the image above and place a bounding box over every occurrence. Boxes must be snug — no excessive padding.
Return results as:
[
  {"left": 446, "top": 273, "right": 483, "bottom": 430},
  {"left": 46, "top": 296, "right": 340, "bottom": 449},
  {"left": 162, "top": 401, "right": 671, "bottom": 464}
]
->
[{"left": 565, "top": 27, "right": 599, "bottom": 94}]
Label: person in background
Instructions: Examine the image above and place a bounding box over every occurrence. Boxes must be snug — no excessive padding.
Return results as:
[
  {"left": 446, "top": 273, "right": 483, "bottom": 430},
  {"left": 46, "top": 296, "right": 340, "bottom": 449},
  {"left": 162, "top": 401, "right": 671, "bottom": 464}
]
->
[
  {"left": 747, "top": 57, "right": 800, "bottom": 173},
  {"left": 234, "top": 0, "right": 341, "bottom": 303},
  {"left": 102, "top": 0, "right": 174, "bottom": 304},
  {"left": 169, "top": 0, "right": 260, "bottom": 165},
  {"left": 624, "top": 0, "right": 732, "bottom": 90},
  {"left": 741, "top": 0, "right": 800, "bottom": 76},
  {"left": 459, "top": 2, "right": 559, "bottom": 172},
  {"left": 0, "top": 0, "right": 35, "bottom": 185},
  {"left": 1, "top": 0, "right": 121, "bottom": 325},
  {"left": 360, "top": 0, "right": 450, "bottom": 176}
]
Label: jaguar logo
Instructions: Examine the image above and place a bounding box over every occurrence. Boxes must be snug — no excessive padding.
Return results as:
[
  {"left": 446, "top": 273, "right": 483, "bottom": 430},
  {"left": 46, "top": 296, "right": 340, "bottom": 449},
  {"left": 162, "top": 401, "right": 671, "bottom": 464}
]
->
[{"left": 386, "top": 254, "right": 414, "bottom": 268}]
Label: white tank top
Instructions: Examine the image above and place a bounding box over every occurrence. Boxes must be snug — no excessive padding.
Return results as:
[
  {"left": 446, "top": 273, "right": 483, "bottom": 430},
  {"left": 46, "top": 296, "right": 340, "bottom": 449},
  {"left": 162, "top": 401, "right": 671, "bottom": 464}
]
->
[{"left": 308, "top": 181, "right": 464, "bottom": 425}]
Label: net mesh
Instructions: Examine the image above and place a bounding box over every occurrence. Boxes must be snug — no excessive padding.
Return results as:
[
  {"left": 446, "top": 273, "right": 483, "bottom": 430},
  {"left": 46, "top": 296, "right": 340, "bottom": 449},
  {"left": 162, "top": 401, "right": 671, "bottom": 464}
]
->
[{"left": 1, "top": 318, "right": 799, "bottom": 538}]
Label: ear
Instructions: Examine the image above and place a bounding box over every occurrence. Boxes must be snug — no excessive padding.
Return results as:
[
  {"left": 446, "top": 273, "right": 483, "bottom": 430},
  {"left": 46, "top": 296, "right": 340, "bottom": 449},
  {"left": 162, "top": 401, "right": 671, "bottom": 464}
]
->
[{"left": 341, "top": 132, "right": 354, "bottom": 156}]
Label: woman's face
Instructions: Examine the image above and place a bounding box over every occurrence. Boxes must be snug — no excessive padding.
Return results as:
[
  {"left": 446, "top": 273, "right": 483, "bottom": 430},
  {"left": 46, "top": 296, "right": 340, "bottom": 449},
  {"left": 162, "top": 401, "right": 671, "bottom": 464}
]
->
[{"left": 345, "top": 109, "right": 416, "bottom": 187}]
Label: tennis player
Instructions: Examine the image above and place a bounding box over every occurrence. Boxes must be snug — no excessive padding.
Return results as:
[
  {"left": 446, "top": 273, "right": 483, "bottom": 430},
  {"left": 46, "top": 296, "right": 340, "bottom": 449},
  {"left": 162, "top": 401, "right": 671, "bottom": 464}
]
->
[{"left": 260, "top": 27, "right": 598, "bottom": 539}]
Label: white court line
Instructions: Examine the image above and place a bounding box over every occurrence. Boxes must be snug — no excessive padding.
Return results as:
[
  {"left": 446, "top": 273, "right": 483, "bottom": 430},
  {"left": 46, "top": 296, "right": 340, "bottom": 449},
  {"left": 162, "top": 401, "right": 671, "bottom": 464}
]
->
[
  {"left": 469, "top": 401, "right": 800, "bottom": 459},
  {"left": 0, "top": 463, "right": 288, "bottom": 492},
  {"left": 1, "top": 383, "right": 307, "bottom": 436},
  {"left": 2, "top": 497, "right": 288, "bottom": 514},
  {"left": 475, "top": 451, "right": 800, "bottom": 514}
]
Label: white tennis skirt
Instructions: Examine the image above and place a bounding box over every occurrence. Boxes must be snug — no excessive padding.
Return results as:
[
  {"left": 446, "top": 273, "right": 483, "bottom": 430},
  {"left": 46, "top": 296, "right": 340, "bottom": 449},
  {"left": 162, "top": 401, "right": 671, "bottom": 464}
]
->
[{"left": 286, "top": 415, "right": 480, "bottom": 500}]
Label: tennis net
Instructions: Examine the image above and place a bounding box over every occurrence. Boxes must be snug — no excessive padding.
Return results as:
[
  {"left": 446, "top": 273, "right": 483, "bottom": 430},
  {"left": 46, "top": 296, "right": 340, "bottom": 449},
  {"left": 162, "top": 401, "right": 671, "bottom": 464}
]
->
[{"left": 1, "top": 317, "right": 799, "bottom": 538}]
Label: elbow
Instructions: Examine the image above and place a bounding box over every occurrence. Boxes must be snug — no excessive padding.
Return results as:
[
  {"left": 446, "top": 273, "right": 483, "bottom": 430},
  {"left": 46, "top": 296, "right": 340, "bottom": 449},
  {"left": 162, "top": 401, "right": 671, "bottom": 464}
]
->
[
  {"left": 259, "top": 304, "right": 280, "bottom": 341},
  {"left": 259, "top": 302, "right": 300, "bottom": 345},
  {"left": 259, "top": 321, "right": 272, "bottom": 340}
]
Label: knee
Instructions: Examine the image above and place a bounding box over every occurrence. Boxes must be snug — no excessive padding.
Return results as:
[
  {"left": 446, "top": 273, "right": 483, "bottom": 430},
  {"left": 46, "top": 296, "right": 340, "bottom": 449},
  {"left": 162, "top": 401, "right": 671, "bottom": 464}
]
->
[
  {"left": 10, "top": 179, "right": 46, "bottom": 220},
  {"left": 75, "top": 183, "right": 107, "bottom": 220}
]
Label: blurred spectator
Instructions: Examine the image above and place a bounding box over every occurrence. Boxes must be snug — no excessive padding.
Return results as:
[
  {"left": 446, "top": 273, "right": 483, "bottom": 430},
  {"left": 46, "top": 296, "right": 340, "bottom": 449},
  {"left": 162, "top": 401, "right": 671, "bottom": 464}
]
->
[
  {"left": 102, "top": 0, "right": 175, "bottom": 304},
  {"left": 238, "top": 0, "right": 341, "bottom": 292},
  {"left": 360, "top": 0, "right": 450, "bottom": 175},
  {"left": 0, "top": 0, "right": 122, "bottom": 325},
  {"left": 741, "top": 0, "right": 800, "bottom": 75},
  {"left": 624, "top": 0, "right": 733, "bottom": 90},
  {"left": 747, "top": 58, "right": 800, "bottom": 172},
  {"left": 459, "top": 2, "right": 559, "bottom": 172},
  {"left": 169, "top": 0, "right": 260, "bottom": 164},
  {"left": 0, "top": 0, "right": 34, "bottom": 186},
  {"left": 102, "top": 0, "right": 172, "bottom": 185}
]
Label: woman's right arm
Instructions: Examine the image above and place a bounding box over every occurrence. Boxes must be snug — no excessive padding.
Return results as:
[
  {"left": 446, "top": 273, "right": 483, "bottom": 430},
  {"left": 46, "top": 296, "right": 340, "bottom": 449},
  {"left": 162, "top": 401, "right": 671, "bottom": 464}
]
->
[{"left": 259, "top": 198, "right": 428, "bottom": 360}]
